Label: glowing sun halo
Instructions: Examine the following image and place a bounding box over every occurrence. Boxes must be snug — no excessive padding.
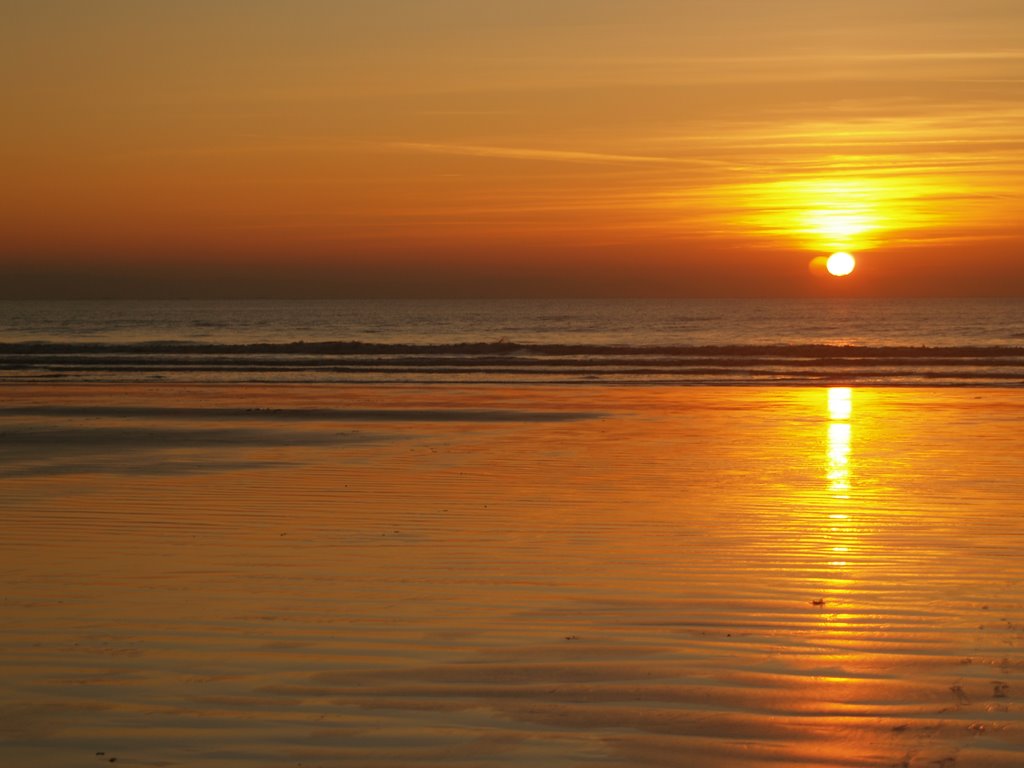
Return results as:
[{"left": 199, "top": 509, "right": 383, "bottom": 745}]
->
[{"left": 826, "top": 252, "right": 856, "bottom": 277}]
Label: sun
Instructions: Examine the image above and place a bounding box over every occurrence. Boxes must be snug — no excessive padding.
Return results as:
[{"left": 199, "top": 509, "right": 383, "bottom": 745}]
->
[{"left": 826, "top": 252, "right": 856, "bottom": 277}]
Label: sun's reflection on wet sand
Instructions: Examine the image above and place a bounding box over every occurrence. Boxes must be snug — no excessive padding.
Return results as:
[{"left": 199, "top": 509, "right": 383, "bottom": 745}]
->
[
  {"left": 827, "top": 386, "right": 853, "bottom": 421},
  {"left": 811, "top": 388, "right": 871, "bottom": 759},
  {"left": 826, "top": 387, "right": 852, "bottom": 498},
  {"left": 819, "top": 388, "right": 858, "bottom": 654},
  {"left": 824, "top": 387, "right": 855, "bottom": 574}
]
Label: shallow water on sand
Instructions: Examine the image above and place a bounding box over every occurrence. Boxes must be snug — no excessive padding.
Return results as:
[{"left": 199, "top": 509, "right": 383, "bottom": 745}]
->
[{"left": 2, "top": 385, "right": 1023, "bottom": 767}]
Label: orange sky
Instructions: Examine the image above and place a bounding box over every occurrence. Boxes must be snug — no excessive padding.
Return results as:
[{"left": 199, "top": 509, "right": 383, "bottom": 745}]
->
[{"left": 2, "top": 1, "right": 1023, "bottom": 297}]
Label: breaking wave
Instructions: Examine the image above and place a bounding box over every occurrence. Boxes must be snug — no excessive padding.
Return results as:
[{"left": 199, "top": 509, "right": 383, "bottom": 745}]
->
[{"left": 2, "top": 340, "right": 1023, "bottom": 386}]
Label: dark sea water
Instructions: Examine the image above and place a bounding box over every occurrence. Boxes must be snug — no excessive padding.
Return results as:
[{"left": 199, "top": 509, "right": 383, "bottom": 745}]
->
[{"left": 1, "top": 298, "right": 1022, "bottom": 385}]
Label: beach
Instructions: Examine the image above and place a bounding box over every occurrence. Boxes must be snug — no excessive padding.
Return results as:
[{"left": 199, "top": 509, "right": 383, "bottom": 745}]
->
[{"left": 2, "top": 382, "right": 1023, "bottom": 767}]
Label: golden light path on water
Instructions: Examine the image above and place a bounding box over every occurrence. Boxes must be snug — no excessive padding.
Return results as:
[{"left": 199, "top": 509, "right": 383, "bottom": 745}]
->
[
  {"left": 827, "top": 387, "right": 853, "bottom": 499},
  {"left": 1, "top": 384, "right": 1023, "bottom": 767}
]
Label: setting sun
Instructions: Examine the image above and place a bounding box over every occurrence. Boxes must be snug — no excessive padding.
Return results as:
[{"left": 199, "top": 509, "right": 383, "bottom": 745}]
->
[{"left": 826, "top": 252, "right": 856, "bottom": 277}]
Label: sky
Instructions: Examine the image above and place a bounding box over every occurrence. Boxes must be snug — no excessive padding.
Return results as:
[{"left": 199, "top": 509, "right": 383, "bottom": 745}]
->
[{"left": 2, "top": 0, "right": 1023, "bottom": 298}]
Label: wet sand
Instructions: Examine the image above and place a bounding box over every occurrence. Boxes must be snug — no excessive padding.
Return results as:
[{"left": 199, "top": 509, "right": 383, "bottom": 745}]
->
[{"left": 2, "top": 384, "right": 1023, "bottom": 767}]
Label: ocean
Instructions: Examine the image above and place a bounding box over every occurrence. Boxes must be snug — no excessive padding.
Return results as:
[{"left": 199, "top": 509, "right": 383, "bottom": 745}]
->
[{"left": 1, "top": 297, "right": 1023, "bottom": 385}]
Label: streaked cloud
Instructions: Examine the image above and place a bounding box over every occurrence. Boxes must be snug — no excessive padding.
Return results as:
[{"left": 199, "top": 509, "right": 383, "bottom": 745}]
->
[{"left": 386, "top": 141, "right": 723, "bottom": 167}]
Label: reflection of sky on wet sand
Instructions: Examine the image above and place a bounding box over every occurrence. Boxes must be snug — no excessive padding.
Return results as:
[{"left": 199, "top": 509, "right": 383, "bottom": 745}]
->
[{"left": 1, "top": 384, "right": 1023, "bottom": 767}]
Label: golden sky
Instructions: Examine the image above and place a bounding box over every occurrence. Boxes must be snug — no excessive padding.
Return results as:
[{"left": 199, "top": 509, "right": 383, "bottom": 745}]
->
[{"left": 2, "top": 1, "right": 1023, "bottom": 297}]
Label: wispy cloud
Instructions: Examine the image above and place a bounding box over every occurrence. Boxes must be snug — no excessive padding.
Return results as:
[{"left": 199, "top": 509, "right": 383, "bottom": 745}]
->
[{"left": 386, "top": 141, "right": 718, "bottom": 167}]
